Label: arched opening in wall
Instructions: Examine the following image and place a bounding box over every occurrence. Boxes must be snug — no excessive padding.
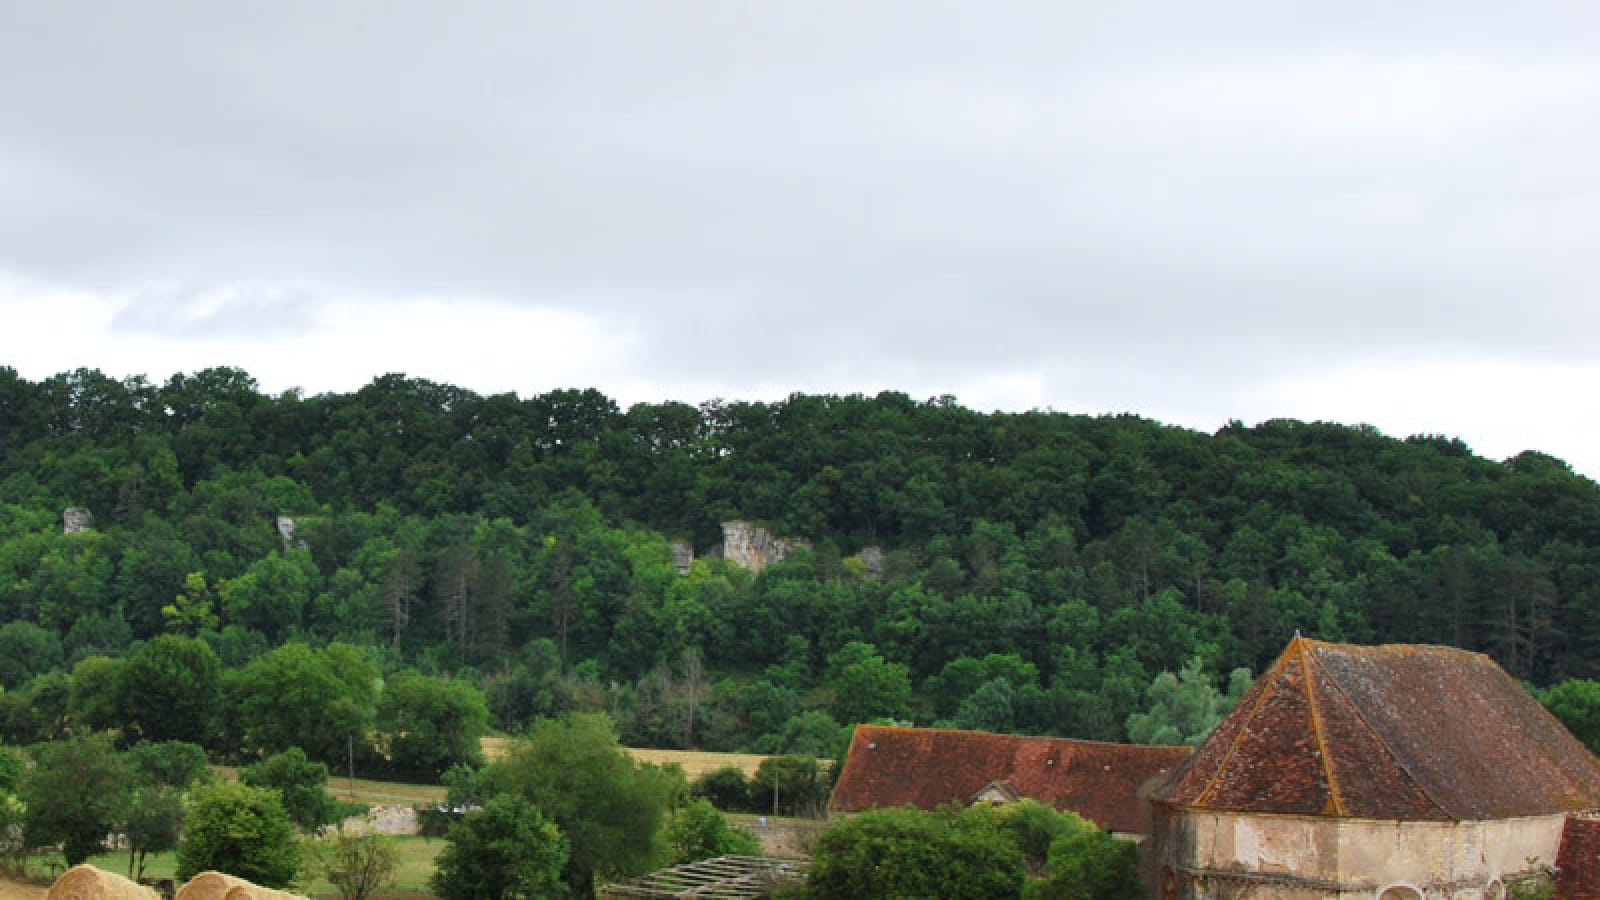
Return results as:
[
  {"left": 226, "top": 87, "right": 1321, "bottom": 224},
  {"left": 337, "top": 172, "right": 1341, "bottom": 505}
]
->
[
  {"left": 1485, "top": 880, "right": 1506, "bottom": 900},
  {"left": 1377, "top": 886, "right": 1423, "bottom": 900}
]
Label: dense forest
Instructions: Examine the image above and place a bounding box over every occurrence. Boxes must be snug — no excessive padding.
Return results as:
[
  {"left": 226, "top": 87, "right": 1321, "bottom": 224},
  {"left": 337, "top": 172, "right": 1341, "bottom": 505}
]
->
[{"left": 2, "top": 365, "right": 1598, "bottom": 765}]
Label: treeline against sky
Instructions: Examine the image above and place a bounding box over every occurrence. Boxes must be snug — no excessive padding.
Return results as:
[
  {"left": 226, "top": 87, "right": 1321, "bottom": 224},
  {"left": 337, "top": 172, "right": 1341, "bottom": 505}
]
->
[{"left": 1, "top": 365, "right": 1598, "bottom": 757}]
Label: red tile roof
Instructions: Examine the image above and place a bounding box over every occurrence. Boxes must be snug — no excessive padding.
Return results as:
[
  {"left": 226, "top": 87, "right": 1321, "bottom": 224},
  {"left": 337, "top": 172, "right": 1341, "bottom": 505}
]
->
[
  {"left": 827, "top": 724, "right": 1191, "bottom": 834},
  {"left": 1558, "top": 816, "right": 1600, "bottom": 900},
  {"left": 1152, "top": 637, "right": 1600, "bottom": 820}
]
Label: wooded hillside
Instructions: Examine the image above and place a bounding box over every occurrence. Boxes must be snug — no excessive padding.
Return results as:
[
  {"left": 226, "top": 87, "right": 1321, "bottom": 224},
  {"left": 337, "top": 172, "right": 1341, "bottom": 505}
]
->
[{"left": 2, "top": 365, "right": 1597, "bottom": 756}]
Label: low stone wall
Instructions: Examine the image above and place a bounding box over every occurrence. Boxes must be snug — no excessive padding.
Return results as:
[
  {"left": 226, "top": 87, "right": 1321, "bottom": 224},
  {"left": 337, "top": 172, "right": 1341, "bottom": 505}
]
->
[
  {"left": 741, "top": 821, "right": 825, "bottom": 860},
  {"left": 335, "top": 805, "right": 419, "bottom": 835}
]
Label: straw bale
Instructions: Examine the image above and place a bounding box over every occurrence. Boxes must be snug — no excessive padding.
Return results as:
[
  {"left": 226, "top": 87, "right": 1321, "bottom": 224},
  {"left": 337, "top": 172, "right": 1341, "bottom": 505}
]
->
[
  {"left": 220, "top": 886, "right": 308, "bottom": 900},
  {"left": 172, "top": 873, "right": 250, "bottom": 900},
  {"left": 46, "top": 865, "right": 159, "bottom": 900}
]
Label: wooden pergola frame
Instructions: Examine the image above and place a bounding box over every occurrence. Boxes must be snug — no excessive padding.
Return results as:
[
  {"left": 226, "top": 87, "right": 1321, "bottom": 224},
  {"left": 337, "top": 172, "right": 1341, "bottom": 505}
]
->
[{"left": 600, "top": 855, "right": 807, "bottom": 900}]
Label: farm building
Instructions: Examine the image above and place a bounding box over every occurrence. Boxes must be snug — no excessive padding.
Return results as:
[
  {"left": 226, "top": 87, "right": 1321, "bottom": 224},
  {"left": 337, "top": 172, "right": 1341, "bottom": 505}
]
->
[
  {"left": 828, "top": 723, "right": 1190, "bottom": 835},
  {"left": 1145, "top": 636, "right": 1600, "bottom": 900}
]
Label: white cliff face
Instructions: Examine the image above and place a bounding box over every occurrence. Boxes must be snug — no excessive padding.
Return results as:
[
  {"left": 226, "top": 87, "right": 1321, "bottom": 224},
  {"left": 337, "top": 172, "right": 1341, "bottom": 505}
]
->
[
  {"left": 720, "top": 520, "right": 810, "bottom": 574},
  {"left": 62, "top": 506, "right": 92, "bottom": 534},
  {"left": 670, "top": 540, "right": 695, "bottom": 575}
]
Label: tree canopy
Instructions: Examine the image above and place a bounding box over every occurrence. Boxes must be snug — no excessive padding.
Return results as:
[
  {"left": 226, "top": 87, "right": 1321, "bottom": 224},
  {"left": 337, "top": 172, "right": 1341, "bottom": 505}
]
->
[
  {"left": 2, "top": 367, "right": 1600, "bottom": 759},
  {"left": 486, "top": 713, "right": 680, "bottom": 896}
]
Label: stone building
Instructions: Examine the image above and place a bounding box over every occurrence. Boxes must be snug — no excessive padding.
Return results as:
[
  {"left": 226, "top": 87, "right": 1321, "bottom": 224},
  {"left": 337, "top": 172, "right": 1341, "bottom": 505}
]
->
[
  {"left": 828, "top": 724, "right": 1190, "bottom": 836},
  {"left": 1146, "top": 637, "right": 1600, "bottom": 900}
]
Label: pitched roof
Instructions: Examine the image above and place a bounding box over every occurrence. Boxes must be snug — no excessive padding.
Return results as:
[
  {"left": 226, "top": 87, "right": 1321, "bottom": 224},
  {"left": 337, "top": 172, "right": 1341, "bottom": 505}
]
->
[
  {"left": 827, "top": 724, "right": 1190, "bottom": 833},
  {"left": 1152, "top": 637, "right": 1600, "bottom": 820}
]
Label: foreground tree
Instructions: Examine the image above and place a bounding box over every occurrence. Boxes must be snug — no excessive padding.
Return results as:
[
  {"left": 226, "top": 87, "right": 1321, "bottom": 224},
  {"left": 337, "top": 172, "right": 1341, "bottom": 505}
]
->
[
  {"left": 176, "top": 781, "right": 298, "bottom": 887},
  {"left": 123, "top": 786, "right": 183, "bottom": 880},
  {"left": 0, "top": 744, "right": 25, "bottom": 872},
  {"left": 22, "top": 732, "right": 129, "bottom": 865},
  {"left": 430, "top": 795, "right": 567, "bottom": 900},
  {"left": 489, "top": 713, "right": 680, "bottom": 896}
]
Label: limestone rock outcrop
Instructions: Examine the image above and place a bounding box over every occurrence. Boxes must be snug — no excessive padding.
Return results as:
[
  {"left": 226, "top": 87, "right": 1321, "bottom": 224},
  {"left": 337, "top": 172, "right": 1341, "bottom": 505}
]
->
[{"left": 719, "top": 521, "right": 809, "bottom": 574}]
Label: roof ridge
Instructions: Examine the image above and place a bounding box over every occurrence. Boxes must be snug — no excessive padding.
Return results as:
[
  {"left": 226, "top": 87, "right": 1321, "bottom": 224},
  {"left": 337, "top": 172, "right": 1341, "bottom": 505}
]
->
[
  {"left": 861, "top": 722, "right": 1191, "bottom": 752},
  {"left": 1303, "top": 642, "right": 1454, "bottom": 820},
  {"left": 1194, "top": 643, "right": 1292, "bottom": 808},
  {"left": 1297, "top": 638, "right": 1347, "bottom": 816}
]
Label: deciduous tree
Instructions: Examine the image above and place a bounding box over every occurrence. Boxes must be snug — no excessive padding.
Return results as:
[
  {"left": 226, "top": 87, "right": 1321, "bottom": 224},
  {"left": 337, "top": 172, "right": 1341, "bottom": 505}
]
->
[
  {"left": 430, "top": 795, "right": 567, "bottom": 900},
  {"left": 176, "top": 781, "right": 298, "bottom": 887}
]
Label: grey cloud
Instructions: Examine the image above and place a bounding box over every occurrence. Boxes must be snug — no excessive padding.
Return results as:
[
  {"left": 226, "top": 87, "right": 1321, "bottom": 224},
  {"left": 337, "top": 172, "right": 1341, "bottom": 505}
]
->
[
  {"left": 1, "top": 0, "right": 1597, "bottom": 417},
  {"left": 110, "top": 284, "right": 323, "bottom": 339}
]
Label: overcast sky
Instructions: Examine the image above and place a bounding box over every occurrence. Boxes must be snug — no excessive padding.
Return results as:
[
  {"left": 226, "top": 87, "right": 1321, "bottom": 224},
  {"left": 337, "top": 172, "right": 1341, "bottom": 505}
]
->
[{"left": 2, "top": 2, "right": 1596, "bottom": 477}]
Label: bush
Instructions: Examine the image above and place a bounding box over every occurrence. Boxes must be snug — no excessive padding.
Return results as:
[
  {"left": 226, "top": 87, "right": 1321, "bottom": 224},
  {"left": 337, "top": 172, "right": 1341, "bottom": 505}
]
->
[
  {"left": 125, "top": 740, "right": 212, "bottom": 789},
  {"left": 374, "top": 672, "right": 489, "bottom": 779},
  {"left": 177, "top": 781, "right": 299, "bottom": 887},
  {"left": 805, "top": 805, "right": 1023, "bottom": 900},
  {"left": 241, "top": 746, "right": 337, "bottom": 830},
  {"left": 431, "top": 794, "right": 568, "bottom": 900},
  {"left": 668, "top": 798, "right": 762, "bottom": 864},
  {"left": 1023, "top": 812, "right": 1142, "bottom": 900},
  {"left": 692, "top": 766, "right": 752, "bottom": 812},
  {"left": 304, "top": 830, "right": 399, "bottom": 900},
  {"left": 749, "top": 756, "right": 829, "bottom": 818}
]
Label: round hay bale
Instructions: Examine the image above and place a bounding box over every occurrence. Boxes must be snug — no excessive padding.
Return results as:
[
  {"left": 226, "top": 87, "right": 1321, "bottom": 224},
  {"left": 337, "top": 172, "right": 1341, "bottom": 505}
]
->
[
  {"left": 220, "top": 886, "right": 308, "bottom": 900},
  {"left": 172, "top": 873, "right": 250, "bottom": 900},
  {"left": 47, "top": 865, "right": 159, "bottom": 900}
]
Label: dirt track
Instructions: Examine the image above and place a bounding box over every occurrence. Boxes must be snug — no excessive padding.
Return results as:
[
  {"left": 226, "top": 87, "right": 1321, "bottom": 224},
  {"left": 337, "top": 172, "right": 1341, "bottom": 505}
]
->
[{"left": 0, "top": 878, "right": 47, "bottom": 900}]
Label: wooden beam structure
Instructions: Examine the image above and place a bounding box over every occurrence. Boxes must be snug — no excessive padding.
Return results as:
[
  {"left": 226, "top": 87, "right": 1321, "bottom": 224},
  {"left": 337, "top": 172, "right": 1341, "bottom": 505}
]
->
[{"left": 600, "top": 856, "right": 806, "bottom": 900}]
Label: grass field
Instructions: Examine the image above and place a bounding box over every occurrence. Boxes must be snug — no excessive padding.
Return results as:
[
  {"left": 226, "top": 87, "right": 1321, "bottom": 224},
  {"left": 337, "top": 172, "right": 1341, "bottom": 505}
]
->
[
  {"left": 0, "top": 741, "right": 802, "bottom": 900},
  {"left": 10, "top": 836, "right": 445, "bottom": 900},
  {"left": 481, "top": 736, "right": 775, "bottom": 779}
]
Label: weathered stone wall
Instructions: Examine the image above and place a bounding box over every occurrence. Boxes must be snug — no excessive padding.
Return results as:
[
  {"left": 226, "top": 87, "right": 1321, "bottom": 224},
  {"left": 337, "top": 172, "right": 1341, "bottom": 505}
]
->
[
  {"left": 333, "top": 804, "right": 419, "bottom": 836},
  {"left": 742, "top": 820, "right": 825, "bottom": 859},
  {"left": 1154, "top": 808, "right": 1560, "bottom": 900},
  {"left": 720, "top": 521, "right": 809, "bottom": 574}
]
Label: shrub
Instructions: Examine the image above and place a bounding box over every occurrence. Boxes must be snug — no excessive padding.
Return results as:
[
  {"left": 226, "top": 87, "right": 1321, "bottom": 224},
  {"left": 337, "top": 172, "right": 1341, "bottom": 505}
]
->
[
  {"left": 431, "top": 795, "right": 568, "bottom": 900},
  {"left": 691, "top": 766, "right": 751, "bottom": 812},
  {"left": 241, "top": 746, "right": 337, "bottom": 830},
  {"left": 304, "top": 830, "right": 399, "bottom": 900},
  {"left": 668, "top": 798, "right": 762, "bottom": 864},
  {"left": 177, "top": 781, "right": 299, "bottom": 887},
  {"left": 805, "top": 805, "right": 1023, "bottom": 900}
]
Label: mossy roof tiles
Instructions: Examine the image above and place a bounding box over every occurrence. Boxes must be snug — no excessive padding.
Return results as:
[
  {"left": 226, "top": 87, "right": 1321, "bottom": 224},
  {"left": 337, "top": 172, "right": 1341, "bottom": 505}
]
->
[
  {"left": 827, "top": 724, "right": 1190, "bottom": 833},
  {"left": 1153, "top": 638, "right": 1600, "bottom": 820}
]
